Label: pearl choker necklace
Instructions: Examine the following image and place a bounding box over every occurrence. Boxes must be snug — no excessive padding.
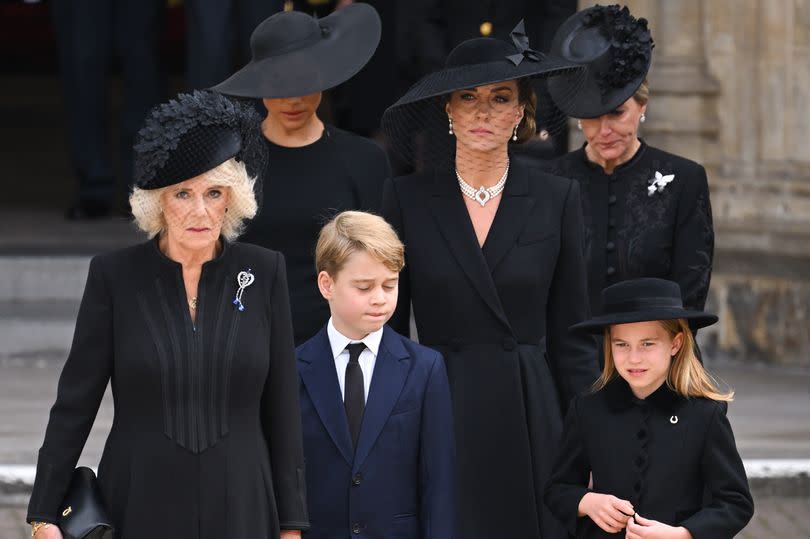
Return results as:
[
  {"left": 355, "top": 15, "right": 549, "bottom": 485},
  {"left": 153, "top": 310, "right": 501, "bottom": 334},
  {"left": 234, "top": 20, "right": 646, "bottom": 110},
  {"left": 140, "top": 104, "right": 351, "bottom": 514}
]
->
[{"left": 455, "top": 160, "right": 509, "bottom": 206}]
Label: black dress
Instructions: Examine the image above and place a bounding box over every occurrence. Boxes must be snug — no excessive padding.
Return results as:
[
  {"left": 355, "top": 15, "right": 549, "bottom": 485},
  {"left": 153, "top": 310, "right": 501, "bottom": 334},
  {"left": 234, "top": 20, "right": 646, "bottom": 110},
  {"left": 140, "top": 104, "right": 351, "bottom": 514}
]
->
[
  {"left": 551, "top": 141, "right": 714, "bottom": 315},
  {"left": 382, "top": 155, "right": 600, "bottom": 539},
  {"left": 241, "top": 126, "right": 391, "bottom": 344},
  {"left": 27, "top": 239, "right": 309, "bottom": 539},
  {"left": 545, "top": 378, "right": 754, "bottom": 538}
]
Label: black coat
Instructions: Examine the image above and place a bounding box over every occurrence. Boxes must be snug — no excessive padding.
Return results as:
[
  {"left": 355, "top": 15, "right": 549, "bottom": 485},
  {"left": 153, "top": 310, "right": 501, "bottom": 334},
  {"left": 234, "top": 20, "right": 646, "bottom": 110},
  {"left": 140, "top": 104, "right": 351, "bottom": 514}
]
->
[
  {"left": 382, "top": 155, "right": 600, "bottom": 538},
  {"left": 545, "top": 378, "right": 754, "bottom": 539},
  {"left": 27, "top": 239, "right": 309, "bottom": 539},
  {"left": 241, "top": 126, "right": 391, "bottom": 345},
  {"left": 551, "top": 141, "right": 714, "bottom": 315}
]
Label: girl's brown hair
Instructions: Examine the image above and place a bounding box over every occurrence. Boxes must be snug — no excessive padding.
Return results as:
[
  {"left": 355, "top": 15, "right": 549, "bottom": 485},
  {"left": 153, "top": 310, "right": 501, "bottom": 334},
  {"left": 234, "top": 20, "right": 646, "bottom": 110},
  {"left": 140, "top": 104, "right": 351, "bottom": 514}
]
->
[{"left": 594, "top": 318, "right": 733, "bottom": 401}]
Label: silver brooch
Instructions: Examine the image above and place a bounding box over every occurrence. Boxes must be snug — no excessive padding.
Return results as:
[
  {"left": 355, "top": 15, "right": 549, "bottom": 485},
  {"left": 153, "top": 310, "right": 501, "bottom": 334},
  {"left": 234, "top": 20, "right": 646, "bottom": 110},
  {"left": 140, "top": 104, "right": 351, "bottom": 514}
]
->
[
  {"left": 647, "top": 171, "right": 675, "bottom": 196},
  {"left": 670, "top": 415, "right": 679, "bottom": 424},
  {"left": 232, "top": 269, "right": 255, "bottom": 312}
]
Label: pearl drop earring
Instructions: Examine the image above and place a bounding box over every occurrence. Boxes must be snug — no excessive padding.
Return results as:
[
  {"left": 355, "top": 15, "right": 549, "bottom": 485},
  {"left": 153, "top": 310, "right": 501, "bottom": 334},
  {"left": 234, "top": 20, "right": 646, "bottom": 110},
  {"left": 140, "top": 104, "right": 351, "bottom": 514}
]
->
[
  {"left": 512, "top": 124, "right": 519, "bottom": 141},
  {"left": 448, "top": 117, "right": 454, "bottom": 135},
  {"left": 577, "top": 120, "right": 582, "bottom": 130},
  {"left": 640, "top": 113, "right": 646, "bottom": 123}
]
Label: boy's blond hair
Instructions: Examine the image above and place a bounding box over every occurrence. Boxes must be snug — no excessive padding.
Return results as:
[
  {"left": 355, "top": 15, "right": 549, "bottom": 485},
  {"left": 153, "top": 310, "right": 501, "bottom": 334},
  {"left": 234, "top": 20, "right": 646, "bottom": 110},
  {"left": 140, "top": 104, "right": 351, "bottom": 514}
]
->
[
  {"left": 315, "top": 211, "right": 405, "bottom": 276},
  {"left": 595, "top": 318, "right": 733, "bottom": 402}
]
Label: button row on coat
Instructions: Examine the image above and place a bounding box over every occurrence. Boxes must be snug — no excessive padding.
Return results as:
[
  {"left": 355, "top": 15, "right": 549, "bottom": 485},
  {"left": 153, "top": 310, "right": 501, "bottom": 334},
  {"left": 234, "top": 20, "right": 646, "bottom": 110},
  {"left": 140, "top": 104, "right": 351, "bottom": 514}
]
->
[{"left": 606, "top": 179, "right": 618, "bottom": 277}]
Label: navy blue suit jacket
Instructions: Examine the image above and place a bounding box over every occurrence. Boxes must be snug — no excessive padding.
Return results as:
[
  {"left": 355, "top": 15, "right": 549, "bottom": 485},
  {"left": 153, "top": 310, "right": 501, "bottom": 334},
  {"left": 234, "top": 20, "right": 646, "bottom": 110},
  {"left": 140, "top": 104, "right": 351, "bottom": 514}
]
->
[{"left": 296, "top": 325, "right": 457, "bottom": 539}]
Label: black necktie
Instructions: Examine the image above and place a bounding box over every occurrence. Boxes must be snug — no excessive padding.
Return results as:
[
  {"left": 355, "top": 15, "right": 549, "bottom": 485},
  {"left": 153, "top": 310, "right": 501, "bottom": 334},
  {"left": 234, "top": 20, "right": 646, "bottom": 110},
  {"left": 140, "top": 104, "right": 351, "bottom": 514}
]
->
[{"left": 344, "top": 342, "right": 366, "bottom": 449}]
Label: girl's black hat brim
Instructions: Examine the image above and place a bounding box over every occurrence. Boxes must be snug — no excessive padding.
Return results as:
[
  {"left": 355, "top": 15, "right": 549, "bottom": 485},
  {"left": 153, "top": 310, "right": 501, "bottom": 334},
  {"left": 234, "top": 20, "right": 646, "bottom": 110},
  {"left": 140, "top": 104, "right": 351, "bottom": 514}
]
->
[{"left": 570, "top": 309, "right": 718, "bottom": 334}]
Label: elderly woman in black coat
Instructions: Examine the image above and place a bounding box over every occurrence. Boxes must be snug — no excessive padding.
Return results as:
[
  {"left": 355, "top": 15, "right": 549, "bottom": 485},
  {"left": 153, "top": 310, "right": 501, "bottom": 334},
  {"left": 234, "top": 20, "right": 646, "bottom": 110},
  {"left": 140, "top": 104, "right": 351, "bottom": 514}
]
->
[
  {"left": 27, "top": 91, "right": 308, "bottom": 539},
  {"left": 546, "top": 6, "right": 714, "bottom": 320},
  {"left": 382, "top": 23, "right": 599, "bottom": 539}
]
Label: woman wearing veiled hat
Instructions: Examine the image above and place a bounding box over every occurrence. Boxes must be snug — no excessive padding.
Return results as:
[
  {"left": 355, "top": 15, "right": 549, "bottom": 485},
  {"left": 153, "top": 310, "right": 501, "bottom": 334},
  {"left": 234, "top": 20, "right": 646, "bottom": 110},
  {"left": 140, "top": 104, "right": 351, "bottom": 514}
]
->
[
  {"left": 546, "top": 5, "right": 714, "bottom": 327},
  {"left": 381, "top": 22, "right": 600, "bottom": 539},
  {"left": 213, "top": 5, "right": 392, "bottom": 345},
  {"left": 26, "top": 91, "right": 308, "bottom": 539}
]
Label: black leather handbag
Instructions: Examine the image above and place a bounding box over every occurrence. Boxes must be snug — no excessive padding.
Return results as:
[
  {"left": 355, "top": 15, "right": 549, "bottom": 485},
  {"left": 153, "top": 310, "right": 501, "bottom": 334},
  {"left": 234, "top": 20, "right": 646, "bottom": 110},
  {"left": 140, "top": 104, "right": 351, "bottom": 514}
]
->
[{"left": 57, "top": 467, "right": 114, "bottom": 539}]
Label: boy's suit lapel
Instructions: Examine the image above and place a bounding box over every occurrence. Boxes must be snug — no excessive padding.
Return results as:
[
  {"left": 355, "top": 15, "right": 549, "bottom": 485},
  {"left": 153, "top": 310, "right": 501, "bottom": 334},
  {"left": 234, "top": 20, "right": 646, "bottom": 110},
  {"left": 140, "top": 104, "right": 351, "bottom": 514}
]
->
[
  {"left": 298, "top": 328, "right": 354, "bottom": 465},
  {"left": 352, "top": 326, "right": 411, "bottom": 472}
]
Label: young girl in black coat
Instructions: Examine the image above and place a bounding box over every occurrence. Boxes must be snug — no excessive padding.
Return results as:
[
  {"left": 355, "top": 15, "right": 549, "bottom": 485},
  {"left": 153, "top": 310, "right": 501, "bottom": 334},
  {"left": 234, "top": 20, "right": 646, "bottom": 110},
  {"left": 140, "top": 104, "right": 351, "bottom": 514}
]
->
[{"left": 545, "top": 278, "right": 754, "bottom": 539}]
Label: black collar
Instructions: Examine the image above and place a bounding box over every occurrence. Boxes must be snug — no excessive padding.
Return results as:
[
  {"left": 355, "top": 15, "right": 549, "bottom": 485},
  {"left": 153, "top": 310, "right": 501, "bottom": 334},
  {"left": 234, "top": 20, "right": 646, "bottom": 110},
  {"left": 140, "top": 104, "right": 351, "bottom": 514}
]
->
[
  {"left": 603, "top": 376, "right": 685, "bottom": 412},
  {"left": 578, "top": 138, "right": 648, "bottom": 175}
]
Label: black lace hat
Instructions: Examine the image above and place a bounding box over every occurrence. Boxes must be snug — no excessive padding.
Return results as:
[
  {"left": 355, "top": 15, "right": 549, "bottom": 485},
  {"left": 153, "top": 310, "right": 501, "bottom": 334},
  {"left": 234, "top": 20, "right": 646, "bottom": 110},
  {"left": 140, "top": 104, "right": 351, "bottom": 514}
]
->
[
  {"left": 212, "top": 4, "right": 381, "bottom": 98},
  {"left": 548, "top": 4, "right": 654, "bottom": 119},
  {"left": 133, "top": 90, "right": 266, "bottom": 191},
  {"left": 570, "top": 278, "right": 717, "bottom": 334}
]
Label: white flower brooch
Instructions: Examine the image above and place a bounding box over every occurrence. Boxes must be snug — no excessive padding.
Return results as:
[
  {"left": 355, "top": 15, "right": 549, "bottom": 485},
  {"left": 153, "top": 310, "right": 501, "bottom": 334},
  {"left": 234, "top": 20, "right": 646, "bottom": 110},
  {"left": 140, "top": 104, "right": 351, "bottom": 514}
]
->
[{"left": 647, "top": 171, "right": 675, "bottom": 196}]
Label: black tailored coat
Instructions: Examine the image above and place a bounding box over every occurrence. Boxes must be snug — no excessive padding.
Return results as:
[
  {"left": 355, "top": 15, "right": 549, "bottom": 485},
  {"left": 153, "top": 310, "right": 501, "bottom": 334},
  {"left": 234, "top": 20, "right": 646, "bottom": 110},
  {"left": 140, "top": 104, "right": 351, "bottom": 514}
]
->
[
  {"left": 551, "top": 141, "right": 714, "bottom": 316},
  {"left": 545, "top": 378, "right": 754, "bottom": 539},
  {"left": 27, "top": 239, "right": 309, "bottom": 539},
  {"left": 382, "top": 155, "right": 600, "bottom": 538}
]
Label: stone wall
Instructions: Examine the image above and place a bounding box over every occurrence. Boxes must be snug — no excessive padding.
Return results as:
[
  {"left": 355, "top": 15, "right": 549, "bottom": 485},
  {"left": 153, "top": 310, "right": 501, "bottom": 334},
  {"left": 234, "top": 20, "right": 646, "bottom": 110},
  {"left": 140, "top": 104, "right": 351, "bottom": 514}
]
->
[{"left": 576, "top": 1, "right": 810, "bottom": 366}]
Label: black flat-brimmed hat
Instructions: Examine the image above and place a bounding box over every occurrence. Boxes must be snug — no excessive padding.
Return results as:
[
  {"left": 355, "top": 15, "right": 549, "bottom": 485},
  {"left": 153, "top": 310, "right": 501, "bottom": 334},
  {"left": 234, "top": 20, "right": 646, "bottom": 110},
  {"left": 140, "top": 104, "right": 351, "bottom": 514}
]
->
[
  {"left": 570, "top": 278, "right": 718, "bottom": 334},
  {"left": 547, "top": 4, "right": 654, "bottom": 119},
  {"left": 133, "top": 90, "right": 266, "bottom": 191},
  {"left": 212, "top": 4, "right": 381, "bottom": 98}
]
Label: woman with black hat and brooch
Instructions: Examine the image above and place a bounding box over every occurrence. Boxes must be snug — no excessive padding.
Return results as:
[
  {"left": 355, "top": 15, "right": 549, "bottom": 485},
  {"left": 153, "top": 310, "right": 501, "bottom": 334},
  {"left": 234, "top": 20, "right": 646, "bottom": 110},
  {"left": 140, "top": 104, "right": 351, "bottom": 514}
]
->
[
  {"left": 213, "top": 5, "right": 392, "bottom": 345},
  {"left": 26, "top": 91, "right": 308, "bottom": 539},
  {"left": 381, "top": 21, "right": 600, "bottom": 539},
  {"left": 545, "top": 278, "right": 753, "bottom": 538},
  {"left": 546, "top": 5, "right": 714, "bottom": 328}
]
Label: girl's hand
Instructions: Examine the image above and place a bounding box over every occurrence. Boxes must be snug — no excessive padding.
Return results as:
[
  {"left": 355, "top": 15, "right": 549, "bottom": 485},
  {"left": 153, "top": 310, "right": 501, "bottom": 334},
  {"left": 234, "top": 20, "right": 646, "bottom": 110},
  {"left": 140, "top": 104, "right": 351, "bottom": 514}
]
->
[
  {"left": 625, "top": 514, "right": 693, "bottom": 539},
  {"left": 280, "top": 530, "right": 302, "bottom": 539},
  {"left": 33, "top": 524, "right": 63, "bottom": 539},
  {"left": 578, "top": 492, "right": 634, "bottom": 534}
]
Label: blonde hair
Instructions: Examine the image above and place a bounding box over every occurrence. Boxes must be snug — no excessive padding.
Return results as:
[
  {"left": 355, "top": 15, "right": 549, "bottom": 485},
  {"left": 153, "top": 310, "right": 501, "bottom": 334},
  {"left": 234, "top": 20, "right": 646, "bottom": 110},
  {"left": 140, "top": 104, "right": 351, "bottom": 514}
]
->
[
  {"left": 633, "top": 79, "right": 650, "bottom": 105},
  {"left": 315, "top": 211, "right": 405, "bottom": 277},
  {"left": 595, "top": 318, "right": 733, "bottom": 401},
  {"left": 129, "top": 158, "right": 258, "bottom": 242}
]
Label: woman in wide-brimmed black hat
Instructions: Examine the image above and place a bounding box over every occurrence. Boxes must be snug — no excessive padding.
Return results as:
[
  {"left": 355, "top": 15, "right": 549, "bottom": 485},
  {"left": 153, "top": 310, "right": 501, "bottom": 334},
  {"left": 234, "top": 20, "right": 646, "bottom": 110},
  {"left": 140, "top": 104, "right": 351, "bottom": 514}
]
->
[
  {"left": 381, "top": 22, "right": 600, "bottom": 539},
  {"left": 545, "top": 278, "right": 753, "bottom": 538},
  {"left": 546, "top": 5, "right": 715, "bottom": 331},
  {"left": 27, "top": 91, "right": 309, "bottom": 539},
  {"left": 213, "top": 4, "right": 391, "bottom": 345}
]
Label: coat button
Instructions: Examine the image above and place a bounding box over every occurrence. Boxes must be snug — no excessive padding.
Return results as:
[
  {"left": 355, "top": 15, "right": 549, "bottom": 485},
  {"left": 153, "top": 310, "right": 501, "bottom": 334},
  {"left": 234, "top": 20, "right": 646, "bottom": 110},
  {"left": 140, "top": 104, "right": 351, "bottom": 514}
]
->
[
  {"left": 608, "top": 194, "right": 617, "bottom": 204},
  {"left": 606, "top": 241, "right": 615, "bottom": 251},
  {"left": 502, "top": 337, "right": 517, "bottom": 351},
  {"left": 352, "top": 473, "right": 363, "bottom": 486},
  {"left": 352, "top": 523, "right": 361, "bottom": 534},
  {"left": 606, "top": 266, "right": 616, "bottom": 276}
]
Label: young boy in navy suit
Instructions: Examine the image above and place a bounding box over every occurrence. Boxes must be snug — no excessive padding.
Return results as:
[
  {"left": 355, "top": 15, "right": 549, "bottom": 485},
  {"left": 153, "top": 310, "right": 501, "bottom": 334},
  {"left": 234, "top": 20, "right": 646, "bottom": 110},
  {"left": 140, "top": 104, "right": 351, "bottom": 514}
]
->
[{"left": 296, "top": 211, "right": 456, "bottom": 539}]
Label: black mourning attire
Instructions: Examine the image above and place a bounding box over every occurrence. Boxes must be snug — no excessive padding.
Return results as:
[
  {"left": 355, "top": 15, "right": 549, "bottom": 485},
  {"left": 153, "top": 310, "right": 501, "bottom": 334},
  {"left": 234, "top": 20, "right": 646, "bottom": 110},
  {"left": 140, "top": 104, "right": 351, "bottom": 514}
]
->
[
  {"left": 27, "top": 241, "right": 309, "bottom": 538},
  {"left": 551, "top": 141, "right": 714, "bottom": 316},
  {"left": 545, "top": 378, "right": 754, "bottom": 538},
  {"left": 240, "top": 127, "right": 390, "bottom": 344},
  {"left": 383, "top": 155, "right": 599, "bottom": 538}
]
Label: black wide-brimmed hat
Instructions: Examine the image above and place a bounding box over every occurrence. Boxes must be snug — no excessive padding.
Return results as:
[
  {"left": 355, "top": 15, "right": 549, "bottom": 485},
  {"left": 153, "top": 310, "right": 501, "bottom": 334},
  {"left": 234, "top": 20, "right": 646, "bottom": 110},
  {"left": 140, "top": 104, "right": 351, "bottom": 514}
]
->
[
  {"left": 548, "top": 4, "right": 654, "bottom": 119},
  {"left": 382, "top": 20, "right": 583, "bottom": 167},
  {"left": 133, "top": 90, "right": 266, "bottom": 191},
  {"left": 570, "top": 278, "right": 718, "bottom": 334},
  {"left": 212, "top": 4, "right": 381, "bottom": 98}
]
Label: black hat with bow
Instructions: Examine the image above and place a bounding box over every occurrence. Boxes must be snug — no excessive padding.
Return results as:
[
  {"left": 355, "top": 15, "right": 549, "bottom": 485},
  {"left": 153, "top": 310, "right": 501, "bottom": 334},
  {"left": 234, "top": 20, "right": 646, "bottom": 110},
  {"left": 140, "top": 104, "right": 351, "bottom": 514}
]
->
[
  {"left": 548, "top": 4, "right": 654, "bottom": 119},
  {"left": 212, "top": 4, "right": 381, "bottom": 98},
  {"left": 570, "top": 278, "right": 718, "bottom": 334},
  {"left": 133, "top": 90, "right": 267, "bottom": 192}
]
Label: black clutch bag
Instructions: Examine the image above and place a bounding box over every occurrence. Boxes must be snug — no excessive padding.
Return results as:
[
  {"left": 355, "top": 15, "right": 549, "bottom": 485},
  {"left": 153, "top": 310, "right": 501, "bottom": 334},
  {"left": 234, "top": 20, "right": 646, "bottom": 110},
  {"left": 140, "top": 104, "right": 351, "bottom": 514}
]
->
[{"left": 57, "top": 467, "right": 114, "bottom": 539}]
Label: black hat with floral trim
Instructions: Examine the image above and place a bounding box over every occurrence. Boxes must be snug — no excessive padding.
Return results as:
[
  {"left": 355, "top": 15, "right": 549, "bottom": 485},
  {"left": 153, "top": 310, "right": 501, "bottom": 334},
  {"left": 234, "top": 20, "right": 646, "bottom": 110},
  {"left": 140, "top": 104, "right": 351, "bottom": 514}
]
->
[{"left": 547, "top": 4, "right": 654, "bottom": 119}]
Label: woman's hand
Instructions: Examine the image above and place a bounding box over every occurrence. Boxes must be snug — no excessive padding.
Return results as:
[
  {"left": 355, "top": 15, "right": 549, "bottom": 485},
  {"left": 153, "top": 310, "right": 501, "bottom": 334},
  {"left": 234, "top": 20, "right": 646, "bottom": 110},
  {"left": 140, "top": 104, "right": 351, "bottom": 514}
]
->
[
  {"left": 280, "top": 530, "right": 302, "bottom": 539},
  {"left": 33, "top": 524, "right": 63, "bottom": 539},
  {"left": 578, "top": 492, "right": 634, "bottom": 534},
  {"left": 625, "top": 514, "right": 693, "bottom": 539}
]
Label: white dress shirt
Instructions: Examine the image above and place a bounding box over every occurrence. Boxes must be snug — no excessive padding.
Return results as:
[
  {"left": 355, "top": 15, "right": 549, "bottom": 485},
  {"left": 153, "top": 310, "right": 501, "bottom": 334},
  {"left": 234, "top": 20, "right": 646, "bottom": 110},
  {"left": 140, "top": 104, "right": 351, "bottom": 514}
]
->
[{"left": 327, "top": 318, "right": 382, "bottom": 404}]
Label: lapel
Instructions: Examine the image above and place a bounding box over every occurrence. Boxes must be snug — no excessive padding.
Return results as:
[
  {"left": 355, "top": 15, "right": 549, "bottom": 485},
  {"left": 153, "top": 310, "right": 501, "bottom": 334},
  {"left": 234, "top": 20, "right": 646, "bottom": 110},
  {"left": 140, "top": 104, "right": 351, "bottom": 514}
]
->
[
  {"left": 481, "top": 157, "right": 534, "bottom": 272},
  {"left": 427, "top": 167, "right": 513, "bottom": 333},
  {"left": 297, "top": 328, "right": 354, "bottom": 465},
  {"left": 352, "top": 326, "right": 411, "bottom": 472}
]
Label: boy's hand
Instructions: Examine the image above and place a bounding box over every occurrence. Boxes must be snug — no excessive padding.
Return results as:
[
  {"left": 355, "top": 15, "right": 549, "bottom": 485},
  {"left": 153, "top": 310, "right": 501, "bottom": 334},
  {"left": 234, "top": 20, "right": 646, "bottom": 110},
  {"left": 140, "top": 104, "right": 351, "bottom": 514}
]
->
[
  {"left": 625, "top": 514, "right": 693, "bottom": 539},
  {"left": 578, "top": 492, "right": 634, "bottom": 534},
  {"left": 280, "top": 531, "right": 302, "bottom": 539}
]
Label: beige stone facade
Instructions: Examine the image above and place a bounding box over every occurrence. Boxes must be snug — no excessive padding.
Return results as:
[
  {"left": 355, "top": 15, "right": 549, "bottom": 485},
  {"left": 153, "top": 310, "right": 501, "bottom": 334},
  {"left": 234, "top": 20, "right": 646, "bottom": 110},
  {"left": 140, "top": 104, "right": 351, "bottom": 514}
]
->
[{"left": 575, "top": 1, "right": 810, "bottom": 366}]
